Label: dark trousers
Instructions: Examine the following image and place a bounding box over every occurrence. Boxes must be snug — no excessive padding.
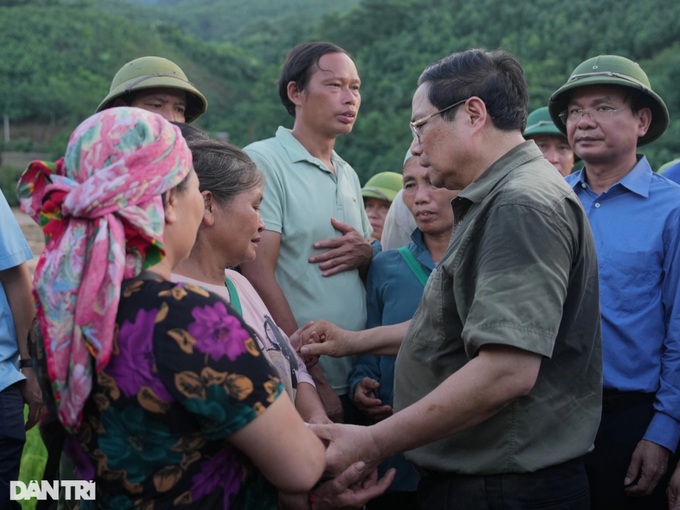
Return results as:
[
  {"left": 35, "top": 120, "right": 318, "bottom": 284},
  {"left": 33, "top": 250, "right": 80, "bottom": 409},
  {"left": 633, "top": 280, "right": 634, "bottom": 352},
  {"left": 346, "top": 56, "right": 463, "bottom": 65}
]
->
[
  {"left": 586, "top": 391, "right": 676, "bottom": 510},
  {"left": 417, "top": 457, "right": 589, "bottom": 510},
  {"left": 0, "top": 383, "right": 26, "bottom": 510},
  {"left": 367, "top": 490, "right": 418, "bottom": 510}
]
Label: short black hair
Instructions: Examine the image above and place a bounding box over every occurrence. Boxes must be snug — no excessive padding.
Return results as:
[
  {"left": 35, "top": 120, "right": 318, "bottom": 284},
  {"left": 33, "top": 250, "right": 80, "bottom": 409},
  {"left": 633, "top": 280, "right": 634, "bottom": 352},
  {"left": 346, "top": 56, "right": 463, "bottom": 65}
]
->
[
  {"left": 277, "top": 42, "right": 351, "bottom": 117},
  {"left": 418, "top": 48, "right": 528, "bottom": 131}
]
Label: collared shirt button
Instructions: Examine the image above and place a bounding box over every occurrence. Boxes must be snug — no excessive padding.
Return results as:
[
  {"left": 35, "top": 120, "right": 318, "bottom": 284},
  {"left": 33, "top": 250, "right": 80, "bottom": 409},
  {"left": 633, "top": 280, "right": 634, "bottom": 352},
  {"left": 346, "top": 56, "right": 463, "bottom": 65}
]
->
[{"left": 594, "top": 203, "right": 601, "bottom": 208}]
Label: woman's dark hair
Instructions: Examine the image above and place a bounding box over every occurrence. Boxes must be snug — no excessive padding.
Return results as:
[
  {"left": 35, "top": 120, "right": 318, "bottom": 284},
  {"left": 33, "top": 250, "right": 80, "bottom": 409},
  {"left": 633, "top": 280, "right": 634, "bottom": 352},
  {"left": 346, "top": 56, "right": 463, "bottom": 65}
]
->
[
  {"left": 187, "top": 139, "right": 264, "bottom": 204},
  {"left": 277, "top": 41, "right": 351, "bottom": 117},
  {"left": 162, "top": 126, "right": 197, "bottom": 204},
  {"left": 172, "top": 121, "right": 210, "bottom": 143}
]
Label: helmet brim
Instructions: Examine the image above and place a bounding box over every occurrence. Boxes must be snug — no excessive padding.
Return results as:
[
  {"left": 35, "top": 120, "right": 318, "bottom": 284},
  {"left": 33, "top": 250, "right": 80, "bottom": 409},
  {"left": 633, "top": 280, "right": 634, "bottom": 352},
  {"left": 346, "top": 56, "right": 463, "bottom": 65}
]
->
[
  {"left": 548, "top": 75, "right": 668, "bottom": 147},
  {"left": 96, "top": 74, "right": 208, "bottom": 123}
]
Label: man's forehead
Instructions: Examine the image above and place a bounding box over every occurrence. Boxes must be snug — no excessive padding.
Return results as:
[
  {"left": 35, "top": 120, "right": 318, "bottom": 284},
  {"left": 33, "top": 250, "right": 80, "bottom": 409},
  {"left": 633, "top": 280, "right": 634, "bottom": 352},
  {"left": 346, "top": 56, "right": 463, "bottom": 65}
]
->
[
  {"left": 411, "top": 84, "right": 434, "bottom": 115},
  {"left": 312, "top": 53, "right": 360, "bottom": 79}
]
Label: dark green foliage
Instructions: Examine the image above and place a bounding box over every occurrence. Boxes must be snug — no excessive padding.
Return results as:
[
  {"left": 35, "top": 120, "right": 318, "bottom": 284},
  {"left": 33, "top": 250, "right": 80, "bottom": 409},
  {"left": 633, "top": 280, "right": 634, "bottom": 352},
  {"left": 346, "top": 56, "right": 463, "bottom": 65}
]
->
[
  {"left": 0, "top": 166, "right": 22, "bottom": 206},
  {"left": 1, "top": 0, "right": 679, "bottom": 186}
]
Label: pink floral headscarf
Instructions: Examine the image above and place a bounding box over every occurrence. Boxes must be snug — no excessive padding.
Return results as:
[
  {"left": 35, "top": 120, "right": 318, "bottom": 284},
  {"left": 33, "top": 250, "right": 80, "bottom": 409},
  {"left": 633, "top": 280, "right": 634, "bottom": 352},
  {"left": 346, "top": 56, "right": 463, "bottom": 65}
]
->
[{"left": 17, "top": 107, "right": 192, "bottom": 431}]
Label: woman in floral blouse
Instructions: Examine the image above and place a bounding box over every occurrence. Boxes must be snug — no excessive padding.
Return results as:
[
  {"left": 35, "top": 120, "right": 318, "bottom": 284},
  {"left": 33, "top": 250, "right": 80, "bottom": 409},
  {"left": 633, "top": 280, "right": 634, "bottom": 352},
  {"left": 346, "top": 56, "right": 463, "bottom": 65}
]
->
[{"left": 20, "top": 107, "right": 325, "bottom": 509}]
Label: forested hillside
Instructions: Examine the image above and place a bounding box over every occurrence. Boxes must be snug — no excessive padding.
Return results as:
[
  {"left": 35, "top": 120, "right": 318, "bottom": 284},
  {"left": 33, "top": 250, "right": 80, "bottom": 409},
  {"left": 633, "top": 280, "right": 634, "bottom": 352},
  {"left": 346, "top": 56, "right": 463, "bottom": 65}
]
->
[
  {"left": 118, "top": 0, "right": 361, "bottom": 47},
  {"left": 1, "top": 0, "right": 679, "bottom": 184}
]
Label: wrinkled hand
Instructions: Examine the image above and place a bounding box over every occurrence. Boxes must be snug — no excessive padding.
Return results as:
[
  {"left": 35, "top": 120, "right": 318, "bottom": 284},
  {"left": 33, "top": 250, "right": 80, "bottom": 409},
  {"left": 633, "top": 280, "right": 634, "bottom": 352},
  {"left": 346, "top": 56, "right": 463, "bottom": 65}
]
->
[
  {"left": 20, "top": 368, "right": 44, "bottom": 430},
  {"left": 315, "top": 462, "right": 395, "bottom": 509},
  {"left": 309, "top": 218, "right": 372, "bottom": 277},
  {"left": 291, "top": 321, "right": 319, "bottom": 367},
  {"left": 309, "top": 422, "right": 382, "bottom": 478},
  {"left": 300, "top": 320, "right": 353, "bottom": 359},
  {"left": 279, "top": 462, "right": 395, "bottom": 510},
  {"left": 353, "top": 378, "right": 392, "bottom": 422},
  {"left": 668, "top": 461, "right": 680, "bottom": 510},
  {"left": 624, "top": 439, "right": 670, "bottom": 496}
]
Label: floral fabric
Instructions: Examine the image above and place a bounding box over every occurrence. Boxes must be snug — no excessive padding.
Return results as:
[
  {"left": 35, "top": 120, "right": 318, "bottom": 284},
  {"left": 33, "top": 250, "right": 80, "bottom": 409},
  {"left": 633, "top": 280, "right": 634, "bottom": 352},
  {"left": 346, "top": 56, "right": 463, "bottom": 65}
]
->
[
  {"left": 17, "top": 107, "right": 192, "bottom": 431},
  {"left": 34, "top": 273, "right": 283, "bottom": 509}
]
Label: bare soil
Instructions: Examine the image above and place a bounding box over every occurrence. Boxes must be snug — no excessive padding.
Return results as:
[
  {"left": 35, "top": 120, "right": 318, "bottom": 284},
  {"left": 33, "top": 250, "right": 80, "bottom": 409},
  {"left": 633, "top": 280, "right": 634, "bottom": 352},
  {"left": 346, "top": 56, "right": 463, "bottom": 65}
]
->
[{"left": 12, "top": 207, "right": 44, "bottom": 274}]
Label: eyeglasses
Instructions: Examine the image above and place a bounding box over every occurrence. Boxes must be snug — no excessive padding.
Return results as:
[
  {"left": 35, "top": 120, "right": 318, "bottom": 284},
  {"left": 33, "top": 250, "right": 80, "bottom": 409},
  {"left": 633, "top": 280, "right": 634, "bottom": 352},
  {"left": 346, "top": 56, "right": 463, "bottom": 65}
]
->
[
  {"left": 558, "top": 106, "right": 628, "bottom": 125},
  {"left": 410, "top": 98, "right": 469, "bottom": 144}
]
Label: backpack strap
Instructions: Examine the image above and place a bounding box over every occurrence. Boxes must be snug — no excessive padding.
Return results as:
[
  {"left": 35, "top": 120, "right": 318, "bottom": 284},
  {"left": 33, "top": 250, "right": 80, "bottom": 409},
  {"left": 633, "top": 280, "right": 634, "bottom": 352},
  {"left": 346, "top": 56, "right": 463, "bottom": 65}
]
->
[{"left": 398, "top": 246, "right": 429, "bottom": 287}]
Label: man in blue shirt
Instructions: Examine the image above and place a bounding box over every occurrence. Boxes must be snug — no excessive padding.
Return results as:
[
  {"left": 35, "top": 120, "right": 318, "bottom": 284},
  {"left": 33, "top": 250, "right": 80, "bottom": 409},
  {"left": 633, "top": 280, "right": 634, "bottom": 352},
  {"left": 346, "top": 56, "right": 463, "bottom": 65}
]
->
[
  {"left": 549, "top": 54, "right": 680, "bottom": 510},
  {"left": 0, "top": 191, "right": 40, "bottom": 508},
  {"left": 660, "top": 158, "right": 680, "bottom": 185}
]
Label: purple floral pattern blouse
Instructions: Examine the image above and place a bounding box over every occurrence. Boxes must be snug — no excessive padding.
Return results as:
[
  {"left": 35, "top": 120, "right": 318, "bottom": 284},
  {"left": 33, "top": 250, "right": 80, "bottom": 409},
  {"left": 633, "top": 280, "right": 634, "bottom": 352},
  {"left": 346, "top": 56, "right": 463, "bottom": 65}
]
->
[{"left": 37, "top": 273, "right": 283, "bottom": 509}]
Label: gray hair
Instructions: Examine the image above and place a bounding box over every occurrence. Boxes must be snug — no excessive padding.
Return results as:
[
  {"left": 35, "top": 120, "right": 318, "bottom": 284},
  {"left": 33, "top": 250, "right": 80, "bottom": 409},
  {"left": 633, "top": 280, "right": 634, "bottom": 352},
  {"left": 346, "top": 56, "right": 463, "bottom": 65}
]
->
[{"left": 187, "top": 139, "right": 264, "bottom": 204}]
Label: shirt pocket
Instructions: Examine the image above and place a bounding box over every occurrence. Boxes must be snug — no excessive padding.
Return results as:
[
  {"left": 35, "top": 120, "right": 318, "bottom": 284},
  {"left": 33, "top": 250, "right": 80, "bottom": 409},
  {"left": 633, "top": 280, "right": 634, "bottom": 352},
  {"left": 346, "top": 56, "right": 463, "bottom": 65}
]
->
[{"left": 407, "top": 267, "right": 451, "bottom": 351}]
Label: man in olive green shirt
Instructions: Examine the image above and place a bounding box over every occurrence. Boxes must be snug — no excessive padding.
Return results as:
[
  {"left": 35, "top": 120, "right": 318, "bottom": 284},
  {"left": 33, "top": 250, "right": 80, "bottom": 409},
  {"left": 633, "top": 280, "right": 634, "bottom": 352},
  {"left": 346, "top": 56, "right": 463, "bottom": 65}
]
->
[{"left": 303, "top": 48, "right": 602, "bottom": 509}]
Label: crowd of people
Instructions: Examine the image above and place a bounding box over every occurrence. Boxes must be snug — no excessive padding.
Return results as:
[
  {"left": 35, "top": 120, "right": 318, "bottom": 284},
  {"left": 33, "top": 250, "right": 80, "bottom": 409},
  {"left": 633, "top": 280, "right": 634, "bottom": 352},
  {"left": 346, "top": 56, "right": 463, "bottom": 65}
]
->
[{"left": 1, "top": 40, "right": 679, "bottom": 510}]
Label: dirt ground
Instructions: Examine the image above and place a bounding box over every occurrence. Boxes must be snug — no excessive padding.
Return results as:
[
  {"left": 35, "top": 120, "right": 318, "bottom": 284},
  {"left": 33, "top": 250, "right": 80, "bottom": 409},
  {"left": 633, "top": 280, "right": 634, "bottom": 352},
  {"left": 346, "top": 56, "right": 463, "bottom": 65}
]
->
[{"left": 12, "top": 207, "right": 44, "bottom": 274}]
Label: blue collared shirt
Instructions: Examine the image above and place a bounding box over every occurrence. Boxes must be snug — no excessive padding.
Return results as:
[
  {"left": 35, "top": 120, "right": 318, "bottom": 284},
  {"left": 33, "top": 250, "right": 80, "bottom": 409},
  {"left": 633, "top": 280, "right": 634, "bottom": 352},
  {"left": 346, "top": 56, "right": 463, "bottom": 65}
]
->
[
  {"left": 0, "top": 190, "right": 34, "bottom": 392},
  {"left": 663, "top": 161, "right": 680, "bottom": 185},
  {"left": 566, "top": 156, "right": 680, "bottom": 451}
]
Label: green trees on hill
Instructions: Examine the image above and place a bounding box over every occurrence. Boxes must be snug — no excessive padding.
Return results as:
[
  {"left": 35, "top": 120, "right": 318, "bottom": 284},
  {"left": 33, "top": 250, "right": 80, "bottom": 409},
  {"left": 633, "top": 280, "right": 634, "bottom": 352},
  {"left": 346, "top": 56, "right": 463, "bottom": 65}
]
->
[{"left": 1, "top": 0, "right": 679, "bottom": 183}]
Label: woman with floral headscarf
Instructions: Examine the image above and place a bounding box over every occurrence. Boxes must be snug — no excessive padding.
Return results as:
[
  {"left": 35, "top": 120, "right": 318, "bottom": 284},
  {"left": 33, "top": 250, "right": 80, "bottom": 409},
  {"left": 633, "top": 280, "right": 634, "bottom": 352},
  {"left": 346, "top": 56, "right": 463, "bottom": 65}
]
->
[{"left": 20, "top": 107, "right": 324, "bottom": 509}]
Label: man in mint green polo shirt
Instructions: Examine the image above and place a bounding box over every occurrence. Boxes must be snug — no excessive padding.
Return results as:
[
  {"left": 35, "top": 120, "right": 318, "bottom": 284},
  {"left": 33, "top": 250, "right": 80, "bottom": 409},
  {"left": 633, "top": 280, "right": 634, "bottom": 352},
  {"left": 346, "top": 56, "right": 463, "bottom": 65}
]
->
[{"left": 242, "top": 42, "right": 372, "bottom": 423}]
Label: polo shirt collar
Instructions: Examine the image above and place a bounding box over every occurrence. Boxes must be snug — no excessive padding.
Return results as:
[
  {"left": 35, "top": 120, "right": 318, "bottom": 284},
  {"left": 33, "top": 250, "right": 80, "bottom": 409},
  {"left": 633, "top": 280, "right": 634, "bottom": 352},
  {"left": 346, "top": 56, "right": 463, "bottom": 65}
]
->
[{"left": 274, "top": 126, "right": 341, "bottom": 172}]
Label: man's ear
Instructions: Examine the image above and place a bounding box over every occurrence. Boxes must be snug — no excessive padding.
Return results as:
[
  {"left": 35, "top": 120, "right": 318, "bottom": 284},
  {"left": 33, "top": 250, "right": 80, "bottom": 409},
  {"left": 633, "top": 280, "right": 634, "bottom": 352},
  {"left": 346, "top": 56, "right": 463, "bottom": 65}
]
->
[
  {"left": 635, "top": 107, "right": 653, "bottom": 138},
  {"left": 464, "top": 96, "right": 488, "bottom": 128},
  {"left": 287, "top": 81, "right": 303, "bottom": 107}
]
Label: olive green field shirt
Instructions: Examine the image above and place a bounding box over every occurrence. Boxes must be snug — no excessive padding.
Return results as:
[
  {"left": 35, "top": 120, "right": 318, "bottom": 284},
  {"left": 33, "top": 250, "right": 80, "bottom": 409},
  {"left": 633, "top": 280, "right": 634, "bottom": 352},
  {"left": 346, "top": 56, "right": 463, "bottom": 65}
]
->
[{"left": 394, "top": 141, "right": 602, "bottom": 474}]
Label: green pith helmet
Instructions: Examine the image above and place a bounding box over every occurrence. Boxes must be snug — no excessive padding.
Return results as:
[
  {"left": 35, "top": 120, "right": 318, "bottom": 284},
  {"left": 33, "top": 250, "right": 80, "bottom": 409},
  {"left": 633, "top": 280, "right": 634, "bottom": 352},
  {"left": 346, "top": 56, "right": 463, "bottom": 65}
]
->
[
  {"left": 524, "top": 107, "right": 564, "bottom": 138},
  {"left": 96, "top": 56, "right": 208, "bottom": 123},
  {"left": 362, "top": 172, "right": 403, "bottom": 202},
  {"left": 548, "top": 55, "right": 668, "bottom": 146}
]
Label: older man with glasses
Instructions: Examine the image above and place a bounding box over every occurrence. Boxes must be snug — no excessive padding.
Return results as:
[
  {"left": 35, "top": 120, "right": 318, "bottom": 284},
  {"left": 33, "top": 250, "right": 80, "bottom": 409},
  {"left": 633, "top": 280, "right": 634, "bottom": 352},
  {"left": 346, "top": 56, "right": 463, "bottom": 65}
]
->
[
  {"left": 549, "top": 54, "right": 680, "bottom": 510},
  {"left": 302, "top": 48, "right": 602, "bottom": 510}
]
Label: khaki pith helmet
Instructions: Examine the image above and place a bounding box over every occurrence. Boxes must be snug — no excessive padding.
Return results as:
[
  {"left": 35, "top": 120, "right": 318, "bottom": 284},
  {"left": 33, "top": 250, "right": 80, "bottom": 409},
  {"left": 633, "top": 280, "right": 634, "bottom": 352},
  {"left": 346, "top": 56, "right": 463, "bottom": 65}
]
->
[
  {"left": 96, "top": 56, "right": 208, "bottom": 123},
  {"left": 548, "top": 55, "right": 669, "bottom": 146}
]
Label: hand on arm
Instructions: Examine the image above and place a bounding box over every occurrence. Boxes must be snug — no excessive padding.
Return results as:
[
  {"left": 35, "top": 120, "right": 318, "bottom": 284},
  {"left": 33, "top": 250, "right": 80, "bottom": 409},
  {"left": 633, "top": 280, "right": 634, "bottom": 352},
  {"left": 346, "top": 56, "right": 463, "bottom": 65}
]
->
[
  {"left": 624, "top": 439, "right": 671, "bottom": 496},
  {"left": 240, "top": 230, "right": 299, "bottom": 336},
  {"left": 309, "top": 218, "right": 372, "bottom": 277},
  {"left": 311, "top": 344, "right": 542, "bottom": 476},
  {"left": 279, "top": 462, "right": 395, "bottom": 510},
  {"left": 0, "top": 262, "right": 42, "bottom": 429}
]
